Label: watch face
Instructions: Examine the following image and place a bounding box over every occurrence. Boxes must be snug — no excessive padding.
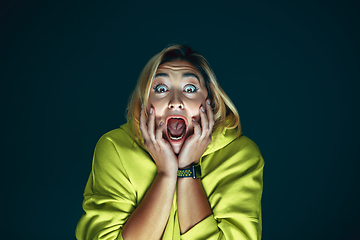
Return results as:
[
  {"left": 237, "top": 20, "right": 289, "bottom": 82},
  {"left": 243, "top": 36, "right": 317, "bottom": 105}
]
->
[{"left": 194, "top": 165, "right": 201, "bottom": 179}]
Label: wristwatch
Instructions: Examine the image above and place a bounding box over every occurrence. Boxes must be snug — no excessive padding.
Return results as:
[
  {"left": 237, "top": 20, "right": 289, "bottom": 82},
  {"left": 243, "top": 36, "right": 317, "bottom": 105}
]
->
[{"left": 177, "top": 164, "right": 201, "bottom": 179}]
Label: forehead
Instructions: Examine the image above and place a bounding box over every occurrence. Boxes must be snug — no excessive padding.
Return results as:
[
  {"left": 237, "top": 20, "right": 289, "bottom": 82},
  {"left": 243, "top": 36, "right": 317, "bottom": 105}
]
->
[{"left": 156, "top": 60, "right": 201, "bottom": 75}]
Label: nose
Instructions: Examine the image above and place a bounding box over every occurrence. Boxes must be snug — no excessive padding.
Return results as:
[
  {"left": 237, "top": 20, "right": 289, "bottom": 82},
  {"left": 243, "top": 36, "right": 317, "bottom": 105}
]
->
[
  {"left": 169, "top": 102, "right": 184, "bottom": 109},
  {"left": 168, "top": 93, "right": 184, "bottom": 110}
]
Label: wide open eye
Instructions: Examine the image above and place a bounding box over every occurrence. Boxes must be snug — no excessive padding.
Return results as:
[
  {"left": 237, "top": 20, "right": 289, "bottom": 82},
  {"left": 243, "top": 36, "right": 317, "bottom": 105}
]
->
[
  {"left": 153, "top": 84, "right": 169, "bottom": 93},
  {"left": 184, "top": 84, "right": 199, "bottom": 93}
]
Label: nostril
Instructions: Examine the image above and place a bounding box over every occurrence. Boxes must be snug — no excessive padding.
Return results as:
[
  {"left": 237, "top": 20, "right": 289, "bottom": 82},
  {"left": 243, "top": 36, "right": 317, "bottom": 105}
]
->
[{"left": 168, "top": 103, "right": 183, "bottom": 109}]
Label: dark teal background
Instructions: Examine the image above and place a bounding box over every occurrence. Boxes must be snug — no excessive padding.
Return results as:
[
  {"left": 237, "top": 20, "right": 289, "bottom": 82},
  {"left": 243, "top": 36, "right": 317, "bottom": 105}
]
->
[{"left": 1, "top": 0, "right": 359, "bottom": 239}]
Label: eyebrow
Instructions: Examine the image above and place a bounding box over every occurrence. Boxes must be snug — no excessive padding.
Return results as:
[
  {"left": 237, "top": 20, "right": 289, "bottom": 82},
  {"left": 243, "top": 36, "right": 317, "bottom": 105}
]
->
[
  {"left": 182, "top": 73, "right": 200, "bottom": 83},
  {"left": 154, "top": 73, "right": 169, "bottom": 78},
  {"left": 154, "top": 72, "right": 200, "bottom": 84}
]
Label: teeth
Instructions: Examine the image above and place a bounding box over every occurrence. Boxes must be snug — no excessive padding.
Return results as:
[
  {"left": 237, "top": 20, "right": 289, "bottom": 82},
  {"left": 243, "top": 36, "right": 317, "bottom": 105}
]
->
[
  {"left": 169, "top": 135, "right": 183, "bottom": 140},
  {"left": 168, "top": 129, "right": 185, "bottom": 140},
  {"left": 170, "top": 135, "right": 183, "bottom": 140}
]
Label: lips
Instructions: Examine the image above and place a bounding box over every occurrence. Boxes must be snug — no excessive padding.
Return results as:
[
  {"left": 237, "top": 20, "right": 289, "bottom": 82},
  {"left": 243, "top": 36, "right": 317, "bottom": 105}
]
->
[{"left": 165, "top": 115, "right": 188, "bottom": 143}]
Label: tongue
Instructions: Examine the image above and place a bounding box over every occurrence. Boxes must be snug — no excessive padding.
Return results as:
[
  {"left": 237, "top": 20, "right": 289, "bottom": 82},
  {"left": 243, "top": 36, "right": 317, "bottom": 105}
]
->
[{"left": 167, "top": 118, "right": 186, "bottom": 137}]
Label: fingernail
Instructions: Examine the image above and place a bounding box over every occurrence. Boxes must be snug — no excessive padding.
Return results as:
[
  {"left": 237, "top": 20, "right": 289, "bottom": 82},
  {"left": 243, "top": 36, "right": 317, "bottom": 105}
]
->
[
  {"left": 192, "top": 118, "right": 196, "bottom": 122},
  {"left": 201, "top": 106, "right": 205, "bottom": 112},
  {"left": 150, "top": 108, "right": 153, "bottom": 114},
  {"left": 141, "top": 104, "right": 143, "bottom": 109},
  {"left": 159, "top": 121, "right": 164, "bottom": 126},
  {"left": 207, "top": 99, "right": 211, "bottom": 105}
]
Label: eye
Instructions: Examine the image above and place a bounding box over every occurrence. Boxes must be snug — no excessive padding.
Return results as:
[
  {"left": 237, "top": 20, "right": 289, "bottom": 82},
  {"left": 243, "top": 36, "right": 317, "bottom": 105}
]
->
[
  {"left": 184, "top": 84, "right": 199, "bottom": 93},
  {"left": 153, "top": 84, "right": 169, "bottom": 93}
]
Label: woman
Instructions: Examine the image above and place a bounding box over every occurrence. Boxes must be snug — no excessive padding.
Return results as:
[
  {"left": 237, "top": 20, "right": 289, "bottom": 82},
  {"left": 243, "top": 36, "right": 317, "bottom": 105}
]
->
[{"left": 76, "top": 44, "right": 264, "bottom": 240}]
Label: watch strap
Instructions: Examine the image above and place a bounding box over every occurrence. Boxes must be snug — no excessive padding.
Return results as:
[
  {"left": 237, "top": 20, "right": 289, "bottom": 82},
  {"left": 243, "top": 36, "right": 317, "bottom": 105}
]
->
[{"left": 177, "top": 164, "right": 201, "bottom": 179}]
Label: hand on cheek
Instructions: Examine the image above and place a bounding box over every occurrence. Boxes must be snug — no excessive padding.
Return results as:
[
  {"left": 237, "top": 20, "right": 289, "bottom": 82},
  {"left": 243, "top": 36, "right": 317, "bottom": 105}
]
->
[
  {"left": 178, "top": 100, "right": 214, "bottom": 168},
  {"left": 139, "top": 106, "right": 179, "bottom": 176}
]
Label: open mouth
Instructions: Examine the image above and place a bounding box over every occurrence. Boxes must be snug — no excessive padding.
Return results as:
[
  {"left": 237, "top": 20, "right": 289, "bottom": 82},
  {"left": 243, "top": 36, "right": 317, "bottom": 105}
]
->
[{"left": 165, "top": 115, "right": 188, "bottom": 142}]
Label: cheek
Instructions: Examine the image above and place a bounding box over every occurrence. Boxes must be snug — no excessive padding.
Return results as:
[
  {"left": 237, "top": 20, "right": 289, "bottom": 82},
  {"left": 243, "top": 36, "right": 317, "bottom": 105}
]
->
[
  {"left": 186, "top": 96, "right": 206, "bottom": 111},
  {"left": 148, "top": 98, "right": 167, "bottom": 124},
  {"left": 185, "top": 99, "right": 206, "bottom": 119}
]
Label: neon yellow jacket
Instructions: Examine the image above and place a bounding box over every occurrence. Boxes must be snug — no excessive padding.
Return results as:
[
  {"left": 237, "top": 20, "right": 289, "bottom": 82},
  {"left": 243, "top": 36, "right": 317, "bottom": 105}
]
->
[{"left": 76, "top": 123, "right": 264, "bottom": 239}]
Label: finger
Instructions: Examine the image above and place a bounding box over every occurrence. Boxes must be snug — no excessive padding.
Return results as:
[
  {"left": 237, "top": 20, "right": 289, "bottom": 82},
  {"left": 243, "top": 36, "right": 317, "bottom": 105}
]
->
[
  {"left": 139, "top": 105, "right": 151, "bottom": 143},
  {"left": 156, "top": 121, "right": 168, "bottom": 147},
  {"left": 192, "top": 117, "right": 202, "bottom": 138},
  {"left": 206, "top": 99, "right": 215, "bottom": 132},
  {"left": 147, "top": 107, "right": 157, "bottom": 144},
  {"left": 199, "top": 105, "right": 209, "bottom": 139},
  {"left": 139, "top": 105, "right": 147, "bottom": 131},
  {"left": 155, "top": 121, "right": 164, "bottom": 139}
]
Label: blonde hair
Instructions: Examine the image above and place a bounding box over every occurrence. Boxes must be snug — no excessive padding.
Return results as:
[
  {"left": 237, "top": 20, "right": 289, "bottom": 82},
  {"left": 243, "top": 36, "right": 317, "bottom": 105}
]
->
[{"left": 126, "top": 44, "right": 241, "bottom": 143}]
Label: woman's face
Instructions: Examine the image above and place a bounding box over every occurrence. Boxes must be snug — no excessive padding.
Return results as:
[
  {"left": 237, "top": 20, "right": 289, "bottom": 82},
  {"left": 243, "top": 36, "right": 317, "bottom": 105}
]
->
[{"left": 147, "top": 60, "right": 208, "bottom": 154}]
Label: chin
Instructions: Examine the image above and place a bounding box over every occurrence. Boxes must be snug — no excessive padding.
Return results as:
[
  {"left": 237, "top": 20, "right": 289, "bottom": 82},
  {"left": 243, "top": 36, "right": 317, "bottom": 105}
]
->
[{"left": 170, "top": 143, "right": 182, "bottom": 154}]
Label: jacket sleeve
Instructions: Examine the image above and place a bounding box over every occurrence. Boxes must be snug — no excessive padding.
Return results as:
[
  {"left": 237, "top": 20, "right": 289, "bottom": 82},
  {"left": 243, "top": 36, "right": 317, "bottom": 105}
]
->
[
  {"left": 75, "top": 135, "right": 137, "bottom": 240},
  {"left": 181, "top": 136, "right": 264, "bottom": 240}
]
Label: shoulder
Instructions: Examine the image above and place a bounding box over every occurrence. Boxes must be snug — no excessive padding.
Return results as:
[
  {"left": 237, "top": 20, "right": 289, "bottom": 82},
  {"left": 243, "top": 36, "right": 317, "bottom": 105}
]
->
[
  {"left": 91, "top": 124, "right": 143, "bottom": 177},
  {"left": 93, "top": 124, "right": 157, "bottom": 197},
  {"left": 203, "top": 133, "right": 264, "bottom": 175},
  {"left": 227, "top": 135, "right": 264, "bottom": 167},
  {"left": 232, "top": 135, "right": 262, "bottom": 157},
  {"left": 95, "top": 124, "right": 137, "bottom": 150},
  {"left": 215, "top": 127, "right": 263, "bottom": 161},
  {"left": 93, "top": 124, "right": 151, "bottom": 168}
]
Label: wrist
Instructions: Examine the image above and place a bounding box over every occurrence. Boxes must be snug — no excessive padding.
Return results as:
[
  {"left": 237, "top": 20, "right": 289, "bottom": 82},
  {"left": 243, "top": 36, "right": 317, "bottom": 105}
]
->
[
  {"left": 157, "top": 168, "right": 177, "bottom": 178},
  {"left": 157, "top": 170, "right": 178, "bottom": 181},
  {"left": 178, "top": 160, "right": 199, "bottom": 169}
]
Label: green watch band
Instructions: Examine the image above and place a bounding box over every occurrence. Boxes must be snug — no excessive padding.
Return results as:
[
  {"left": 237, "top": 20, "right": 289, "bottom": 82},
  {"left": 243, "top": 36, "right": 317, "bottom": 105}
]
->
[{"left": 177, "top": 164, "right": 201, "bottom": 179}]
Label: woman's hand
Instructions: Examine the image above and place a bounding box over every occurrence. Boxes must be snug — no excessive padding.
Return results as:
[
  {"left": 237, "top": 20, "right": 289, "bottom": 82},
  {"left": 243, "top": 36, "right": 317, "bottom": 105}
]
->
[
  {"left": 140, "top": 106, "right": 178, "bottom": 177},
  {"left": 178, "top": 100, "right": 214, "bottom": 169}
]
